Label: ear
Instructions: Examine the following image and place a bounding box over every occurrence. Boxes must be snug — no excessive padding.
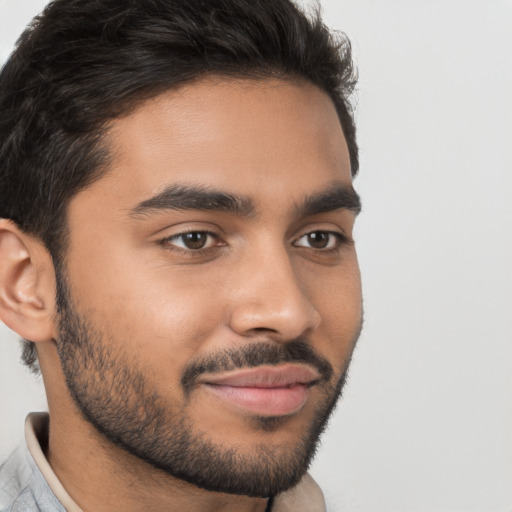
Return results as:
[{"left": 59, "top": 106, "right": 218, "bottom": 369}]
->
[{"left": 0, "top": 219, "right": 57, "bottom": 342}]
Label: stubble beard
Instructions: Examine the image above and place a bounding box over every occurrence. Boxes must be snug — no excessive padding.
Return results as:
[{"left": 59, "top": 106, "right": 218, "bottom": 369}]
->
[{"left": 54, "top": 271, "right": 358, "bottom": 498}]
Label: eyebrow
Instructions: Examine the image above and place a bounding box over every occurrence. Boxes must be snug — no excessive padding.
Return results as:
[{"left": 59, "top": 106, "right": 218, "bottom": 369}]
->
[
  {"left": 297, "top": 184, "right": 361, "bottom": 217},
  {"left": 129, "top": 184, "right": 256, "bottom": 218},
  {"left": 129, "top": 182, "right": 361, "bottom": 219}
]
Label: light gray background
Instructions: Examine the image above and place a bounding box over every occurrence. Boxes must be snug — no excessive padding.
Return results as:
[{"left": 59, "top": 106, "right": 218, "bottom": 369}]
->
[{"left": 1, "top": 0, "right": 511, "bottom": 510}]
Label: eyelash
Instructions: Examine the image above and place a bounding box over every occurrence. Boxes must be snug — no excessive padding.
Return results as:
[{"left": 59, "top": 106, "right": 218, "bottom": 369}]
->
[
  {"left": 160, "top": 231, "right": 223, "bottom": 255},
  {"left": 160, "top": 230, "right": 349, "bottom": 255},
  {"left": 293, "top": 231, "right": 349, "bottom": 252}
]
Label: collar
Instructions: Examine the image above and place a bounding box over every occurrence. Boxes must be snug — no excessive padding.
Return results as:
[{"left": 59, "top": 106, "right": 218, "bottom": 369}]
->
[
  {"left": 25, "top": 412, "right": 83, "bottom": 512},
  {"left": 26, "top": 412, "right": 325, "bottom": 512}
]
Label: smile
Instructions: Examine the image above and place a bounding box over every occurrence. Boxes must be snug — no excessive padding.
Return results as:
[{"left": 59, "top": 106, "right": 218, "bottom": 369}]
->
[{"left": 199, "top": 364, "right": 320, "bottom": 416}]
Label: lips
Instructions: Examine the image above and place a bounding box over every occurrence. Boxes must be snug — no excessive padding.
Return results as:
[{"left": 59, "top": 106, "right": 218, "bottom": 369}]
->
[{"left": 199, "top": 364, "right": 321, "bottom": 416}]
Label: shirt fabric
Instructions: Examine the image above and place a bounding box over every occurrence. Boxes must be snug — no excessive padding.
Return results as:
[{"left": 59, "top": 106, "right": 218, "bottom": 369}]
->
[{"left": 0, "top": 413, "right": 326, "bottom": 512}]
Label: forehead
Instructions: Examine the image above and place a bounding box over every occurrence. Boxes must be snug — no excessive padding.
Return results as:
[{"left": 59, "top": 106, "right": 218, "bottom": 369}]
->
[{"left": 72, "top": 78, "right": 351, "bottom": 215}]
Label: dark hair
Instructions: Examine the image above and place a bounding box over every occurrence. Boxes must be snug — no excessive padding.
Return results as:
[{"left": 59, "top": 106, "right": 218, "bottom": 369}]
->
[{"left": 0, "top": 0, "right": 359, "bottom": 371}]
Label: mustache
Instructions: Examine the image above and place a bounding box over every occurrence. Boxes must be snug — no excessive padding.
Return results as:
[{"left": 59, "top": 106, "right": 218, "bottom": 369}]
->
[{"left": 181, "top": 339, "right": 333, "bottom": 396}]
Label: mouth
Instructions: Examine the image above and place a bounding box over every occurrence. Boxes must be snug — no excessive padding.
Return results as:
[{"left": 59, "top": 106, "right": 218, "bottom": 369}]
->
[{"left": 198, "top": 364, "right": 321, "bottom": 416}]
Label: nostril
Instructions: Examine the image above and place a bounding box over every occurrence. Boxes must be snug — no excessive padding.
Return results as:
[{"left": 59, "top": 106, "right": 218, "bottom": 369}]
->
[{"left": 250, "top": 327, "right": 278, "bottom": 334}]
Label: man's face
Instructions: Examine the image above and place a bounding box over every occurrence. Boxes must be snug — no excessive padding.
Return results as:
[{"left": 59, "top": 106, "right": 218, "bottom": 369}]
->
[{"left": 55, "top": 78, "right": 362, "bottom": 497}]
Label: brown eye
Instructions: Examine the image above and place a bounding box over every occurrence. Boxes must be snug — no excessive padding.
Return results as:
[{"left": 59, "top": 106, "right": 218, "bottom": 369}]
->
[
  {"left": 181, "top": 232, "right": 208, "bottom": 250},
  {"left": 164, "top": 231, "right": 218, "bottom": 251},
  {"left": 294, "top": 231, "right": 341, "bottom": 250},
  {"left": 307, "top": 232, "right": 330, "bottom": 249}
]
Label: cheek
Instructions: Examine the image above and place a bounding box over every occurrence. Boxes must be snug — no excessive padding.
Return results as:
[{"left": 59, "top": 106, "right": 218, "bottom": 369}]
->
[
  {"left": 300, "top": 254, "right": 362, "bottom": 364},
  {"left": 66, "top": 250, "right": 227, "bottom": 383}
]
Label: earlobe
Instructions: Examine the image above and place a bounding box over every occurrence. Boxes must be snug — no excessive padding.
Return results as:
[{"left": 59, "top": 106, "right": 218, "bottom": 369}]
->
[{"left": 0, "top": 220, "right": 57, "bottom": 342}]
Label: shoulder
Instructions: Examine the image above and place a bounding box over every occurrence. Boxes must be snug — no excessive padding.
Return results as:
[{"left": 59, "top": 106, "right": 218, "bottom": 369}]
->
[
  {"left": 0, "top": 447, "right": 36, "bottom": 511},
  {"left": 0, "top": 446, "right": 64, "bottom": 512}
]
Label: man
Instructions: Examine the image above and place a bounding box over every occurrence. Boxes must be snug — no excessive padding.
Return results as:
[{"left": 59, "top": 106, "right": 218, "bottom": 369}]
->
[{"left": 0, "top": 0, "right": 362, "bottom": 510}]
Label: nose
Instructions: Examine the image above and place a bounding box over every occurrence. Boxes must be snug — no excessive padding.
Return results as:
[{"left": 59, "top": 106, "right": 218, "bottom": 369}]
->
[{"left": 227, "top": 246, "right": 321, "bottom": 342}]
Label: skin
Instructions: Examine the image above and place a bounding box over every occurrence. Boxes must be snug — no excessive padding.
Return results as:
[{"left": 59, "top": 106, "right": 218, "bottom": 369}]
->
[{"left": 0, "top": 78, "right": 362, "bottom": 512}]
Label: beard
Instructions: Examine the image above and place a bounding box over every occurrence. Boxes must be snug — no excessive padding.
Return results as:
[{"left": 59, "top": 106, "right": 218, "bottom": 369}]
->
[{"left": 54, "top": 270, "right": 358, "bottom": 498}]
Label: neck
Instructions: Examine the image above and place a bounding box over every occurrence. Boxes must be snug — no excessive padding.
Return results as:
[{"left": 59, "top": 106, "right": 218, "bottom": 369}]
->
[
  {"left": 46, "top": 407, "right": 268, "bottom": 512},
  {"left": 37, "top": 347, "right": 269, "bottom": 512}
]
